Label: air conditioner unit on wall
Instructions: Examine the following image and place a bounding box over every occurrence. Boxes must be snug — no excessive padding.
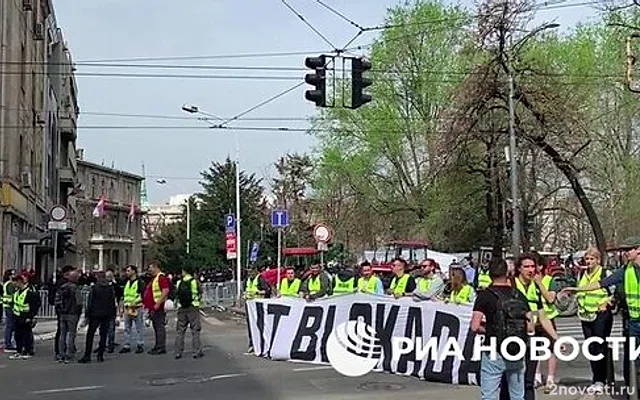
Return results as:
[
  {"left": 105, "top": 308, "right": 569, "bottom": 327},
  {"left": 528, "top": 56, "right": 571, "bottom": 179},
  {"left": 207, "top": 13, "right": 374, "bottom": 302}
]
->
[
  {"left": 21, "top": 171, "right": 32, "bottom": 188},
  {"left": 23, "top": 0, "right": 33, "bottom": 11},
  {"left": 34, "top": 23, "right": 44, "bottom": 41}
]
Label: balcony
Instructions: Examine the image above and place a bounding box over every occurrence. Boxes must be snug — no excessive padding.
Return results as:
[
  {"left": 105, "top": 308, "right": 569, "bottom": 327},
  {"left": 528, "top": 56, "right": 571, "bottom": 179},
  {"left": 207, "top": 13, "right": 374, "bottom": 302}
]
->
[
  {"left": 59, "top": 113, "right": 77, "bottom": 141},
  {"left": 59, "top": 166, "right": 74, "bottom": 185}
]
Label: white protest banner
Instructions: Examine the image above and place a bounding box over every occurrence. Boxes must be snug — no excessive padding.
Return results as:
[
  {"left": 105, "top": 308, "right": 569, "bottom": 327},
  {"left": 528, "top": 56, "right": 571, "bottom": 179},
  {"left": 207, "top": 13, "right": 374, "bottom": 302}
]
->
[{"left": 245, "top": 293, "right": 480, "bottom": 385}]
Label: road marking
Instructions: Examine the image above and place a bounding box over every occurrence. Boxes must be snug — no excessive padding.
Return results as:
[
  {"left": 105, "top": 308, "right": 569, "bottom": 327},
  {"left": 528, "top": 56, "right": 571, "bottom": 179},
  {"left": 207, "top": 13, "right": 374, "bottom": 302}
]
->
[
  {"left": 31, "top": 386, "right": 104, "bottom": 395},
  {"left": 292, "top": 366, "right": 334, "bottom": 372},
  {"left": 201, "top": 373, "right": 246, "bottom": 382}
]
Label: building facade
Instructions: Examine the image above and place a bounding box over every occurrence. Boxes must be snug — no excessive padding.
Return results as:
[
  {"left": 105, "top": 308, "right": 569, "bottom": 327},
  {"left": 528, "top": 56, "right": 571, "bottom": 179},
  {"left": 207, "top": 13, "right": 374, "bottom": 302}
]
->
[
  {"left": 143, "top": 194, "right": 190, "bottom": 240},
  {"left": 75, "top": 156, "right": 143, "bottom": 272},
  {"left": 0, "top": 0, "right": 79, "bottom": 281}
]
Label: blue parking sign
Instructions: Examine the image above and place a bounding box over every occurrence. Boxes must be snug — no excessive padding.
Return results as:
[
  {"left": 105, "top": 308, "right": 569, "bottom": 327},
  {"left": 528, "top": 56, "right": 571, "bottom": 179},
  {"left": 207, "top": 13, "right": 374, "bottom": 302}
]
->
[
  {"left": 225, "top": 213, "right": 236, "bottom": 233},
  {"left": 249, "top": 242, "right": 260, "bottom": 263}
]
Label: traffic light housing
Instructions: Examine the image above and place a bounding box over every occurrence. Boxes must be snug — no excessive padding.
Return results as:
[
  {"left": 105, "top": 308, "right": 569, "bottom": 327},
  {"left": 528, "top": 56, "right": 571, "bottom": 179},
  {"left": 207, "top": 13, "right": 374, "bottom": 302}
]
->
[
  {"left": 304, "top": 55, "right": 326, "bottom": 107},
  {"left": 351, "top": 57, "right": 372, "bottom": 109}
]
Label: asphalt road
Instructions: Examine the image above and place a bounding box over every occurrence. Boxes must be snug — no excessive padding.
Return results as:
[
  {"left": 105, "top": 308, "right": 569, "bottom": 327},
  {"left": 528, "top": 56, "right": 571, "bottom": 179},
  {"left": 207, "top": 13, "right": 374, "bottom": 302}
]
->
[{"left": 0, "top": 312, "right": 627, "bottom": 400}]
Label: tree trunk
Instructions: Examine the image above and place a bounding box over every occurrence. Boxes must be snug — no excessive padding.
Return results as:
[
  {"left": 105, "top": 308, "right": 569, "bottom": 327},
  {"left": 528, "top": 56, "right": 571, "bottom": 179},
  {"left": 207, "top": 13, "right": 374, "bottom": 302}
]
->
[
  {"left": 528, "top": 136, "right": 606, "bottom": 257},
  {"left": 484, "top": 147, "right": 505, "bottom": 259}
]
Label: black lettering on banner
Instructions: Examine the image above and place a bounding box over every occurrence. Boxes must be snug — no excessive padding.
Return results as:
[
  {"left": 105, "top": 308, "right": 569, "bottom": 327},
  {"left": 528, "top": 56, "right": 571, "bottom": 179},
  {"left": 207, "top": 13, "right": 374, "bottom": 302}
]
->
[
  {"left": 375, "top": 304, "right": 399, "bottom": 371},
  {"left": 396, "top": 307, "right": 424, "bottom": 375},
  {"left": 267, "top": 304, "right": 291, "bottom": 359},
  {"left": 255, "top": 302, "right": 266, "bottom": 356},
  {"left": 423, "top": 311, "right": 459, "bottom": 384},
  {"left": 290, "top": 306, "right": 324, "bottom": 361},
  {"left": 458, "top": 327, "right": 480, "bottom": 385},
  {"left": 245, "top": 302, "right": 254, "bottom": 352},
  {"left": 319, "top": 305, "right": 336, "bottom": 363},
  {"left": 348, "top": 303, "right": 373, "bottom": 326}
]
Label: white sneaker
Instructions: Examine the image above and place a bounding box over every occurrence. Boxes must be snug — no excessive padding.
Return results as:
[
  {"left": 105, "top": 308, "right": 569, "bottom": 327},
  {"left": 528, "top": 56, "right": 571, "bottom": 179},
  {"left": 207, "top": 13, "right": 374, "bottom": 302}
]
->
[
  {"left": 587, "top": 382, "right": 604, "bottom": 395},
  {"left": 9, "top": 354, "right": 22, "bottom": 360},
  {"left": 20, "top": 354, "right": 32, "bottom": 360}
]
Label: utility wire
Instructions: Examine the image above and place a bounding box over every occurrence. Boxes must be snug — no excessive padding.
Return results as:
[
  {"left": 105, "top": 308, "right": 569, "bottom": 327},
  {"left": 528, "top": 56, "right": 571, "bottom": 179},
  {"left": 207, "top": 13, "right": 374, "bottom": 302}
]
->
[
  {"left": 315, "top": 0, "right": 365, "bottom": 31},
  {"left": 217, "top": 81, "right": 306, "bottom": 126},
  {"left": 75, "top": 50, "right": 330, "bottom": 64},
  {"left": 280, "top": 0, "right": 340, "bottom": 50}
]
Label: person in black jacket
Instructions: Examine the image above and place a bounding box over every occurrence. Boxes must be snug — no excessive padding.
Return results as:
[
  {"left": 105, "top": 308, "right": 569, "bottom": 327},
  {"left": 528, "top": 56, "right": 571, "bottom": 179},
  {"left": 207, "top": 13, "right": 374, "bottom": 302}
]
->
[
  {"left": 79, "top": 271, "right": 116, "bottom": 363},
  {"left": 49, "top": 265, "right": 74, "bottom": 361},
  {"left": 10, "top": 275, "right": 40, "bottom": 360}
]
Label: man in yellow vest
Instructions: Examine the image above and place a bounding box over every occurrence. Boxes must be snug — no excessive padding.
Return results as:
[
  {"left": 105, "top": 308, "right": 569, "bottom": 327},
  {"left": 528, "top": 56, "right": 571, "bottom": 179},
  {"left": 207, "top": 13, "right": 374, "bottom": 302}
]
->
[
  {"left": 120, "top": 265, "right": 145, "bottom": 354},
  {"left": 357, "top": 262, "right": 383, "bottom": 295},
  {"left": 277, "top": 267, "right": 301, "bottom": 297},
  {"left": 386, "top": 258, "right": 416, "bottom": 299},
  {"left": 244, "top": 267, "right": 269, "bottom": 299},
  {"left": 476, "top": 262, "right": 492, "bottom": 290},
  {"left": 535, "top": 254, "right": 560, "bottom": 392},
  {"left": 174, "top": 266, "right": 203, "bottom": 360},
  {"left": 413, "top": 259, "right": 444, "bottom": 301},
  {"left": 144, "top": 260, "right": 170, "bottom": 355},
  {"left": 10, "top": 275, "right": 40, "bottom": 360},
  {"left": 2, "top": 269, "right": 17, "bottom": 352},
  {"left": 332, "top": 266, "right": 356, "bottom": 295},
  {"left": 300, "top": 264, "right": 331, "bottom": 301}
]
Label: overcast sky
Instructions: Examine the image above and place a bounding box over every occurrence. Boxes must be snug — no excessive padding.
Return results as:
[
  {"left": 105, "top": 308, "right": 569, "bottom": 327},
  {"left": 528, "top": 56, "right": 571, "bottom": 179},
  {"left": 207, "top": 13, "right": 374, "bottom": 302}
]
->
[{"left": 52, "top": 0, "right": 602, "bottom": 205}]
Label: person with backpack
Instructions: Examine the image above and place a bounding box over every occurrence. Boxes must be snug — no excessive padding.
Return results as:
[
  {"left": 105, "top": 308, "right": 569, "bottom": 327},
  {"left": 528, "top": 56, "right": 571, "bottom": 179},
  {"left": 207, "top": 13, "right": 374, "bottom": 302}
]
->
[
  {"left": 78, "top": 271, "right": 117, "bottom": 363},
  {"left": 49, "top": 265, "right": 74, "bottom": 361},
  {"left": 54, "top": 268, "right": 82, "bottom": 363},
  {"left": 174, "top": 266, "right": 203, "bottom": 359},
  {"left": 472, "top": 258, "right": 533, "bottom": 400}
]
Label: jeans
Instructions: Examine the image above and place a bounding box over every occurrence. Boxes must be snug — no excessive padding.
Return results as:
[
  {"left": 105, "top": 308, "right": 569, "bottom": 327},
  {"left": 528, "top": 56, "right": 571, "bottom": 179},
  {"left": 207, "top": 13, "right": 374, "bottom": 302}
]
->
[
  {"left": 3, "top": 308, "right": 15, "bottom": 349},
  {"left": 123, "top": 310, "right": 144, "bottom": 348},
  {"left": 58, "top": 314, "right": 79, "bottom": 359},
  {"left": 581, "top": 310, "right": 613, "bottom": 384},
  {"left": 481, "top": 352, "right": 525, "bottom": 400},
  {"left": 149, "top": 310, "right": 166, "bottom": 350},
  {"left": 107, "top": 317, "right": 116, "bottom": 349},
  {"left": 499, "top": 347, "right": 537, "bottom": 400}
]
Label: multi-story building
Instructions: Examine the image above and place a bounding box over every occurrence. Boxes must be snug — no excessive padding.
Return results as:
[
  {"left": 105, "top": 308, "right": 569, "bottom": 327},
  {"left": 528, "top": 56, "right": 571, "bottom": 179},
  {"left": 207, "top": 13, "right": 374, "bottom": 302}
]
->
[
  {"left": 0, "top": 0, "right": 79, "bottom": 281},
  {"left": 143, "top": 194, "right": 191, "bottom": 239},
  {"left": 74, "top": 153, "right": 143, "bottom": 272}
]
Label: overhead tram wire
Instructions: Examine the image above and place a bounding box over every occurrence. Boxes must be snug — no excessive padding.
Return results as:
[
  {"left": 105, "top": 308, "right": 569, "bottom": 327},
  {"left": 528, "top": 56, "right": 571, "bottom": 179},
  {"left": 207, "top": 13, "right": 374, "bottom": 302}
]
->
[
  {"left": 74, "top": 50, "right": 333, "bottom": 64},
  {"left": 280, "top": 0, "right": 341, "bottom": 51}
]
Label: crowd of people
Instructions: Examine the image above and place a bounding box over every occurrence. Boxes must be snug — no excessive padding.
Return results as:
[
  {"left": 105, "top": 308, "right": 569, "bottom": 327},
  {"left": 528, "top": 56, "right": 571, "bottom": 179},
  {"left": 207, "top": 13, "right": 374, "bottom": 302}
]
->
[
  {"left": 244, "top": 239, "right": 640, "bottom": 400},
  {"left": 1, "top": 260, "right": 206, "bottom": 363}
]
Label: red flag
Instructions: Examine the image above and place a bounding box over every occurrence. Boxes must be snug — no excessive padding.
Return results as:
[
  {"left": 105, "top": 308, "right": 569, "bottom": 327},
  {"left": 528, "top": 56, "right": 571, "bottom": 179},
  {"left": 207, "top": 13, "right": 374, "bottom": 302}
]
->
[
  {"left": 128, "top": 202, "right": 136, "bottom": 223},
  {"left": 92, "top": 195, "right": 106, "bottom": 218}
]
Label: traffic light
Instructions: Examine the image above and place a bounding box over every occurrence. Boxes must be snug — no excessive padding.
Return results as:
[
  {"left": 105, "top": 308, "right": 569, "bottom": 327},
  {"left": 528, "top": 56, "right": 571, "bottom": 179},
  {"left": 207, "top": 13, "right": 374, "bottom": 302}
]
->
[
  {"left": 304, "top": 55, "right": 326, "bottom": 107},
  {"left": 351, "top": 57, "right": 372, "bottom": 109}
]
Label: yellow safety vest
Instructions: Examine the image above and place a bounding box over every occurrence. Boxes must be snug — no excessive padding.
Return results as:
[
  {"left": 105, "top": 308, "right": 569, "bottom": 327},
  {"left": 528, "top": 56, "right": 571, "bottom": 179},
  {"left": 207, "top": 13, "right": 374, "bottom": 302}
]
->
[
  {"left": 357, "top": 276, "right": 380, "bottom": 294},
  {"left": 2, "top": 281, "right": 13, "bottom": 308},
  {"left": 152, "top": 273, "right": 165, "bottom": 302},
  {"left": 541, "top": 275, "right": 559, "bottom": 319},
  {"left": 418, "top": 277, "right": 433, "bottom": 292},
  {"left": 478, "top": 270, "right": 492, "bottom": 289},
  {"left": 577, "top": 267, "right": 608, "bottom": 320},
  {"left": 280, "top": 278, "right": 301, "bottom": 297},
  {"left": 307, "top": 276, "right": 322, "bottom": 295},
  {"left": 390, "top": 274, "right": 410, "bottom": 296},
  {"left": 333, "top": 276, "right": 355, "bottom": 294},
  {"left": 176, "top": 275, "right": 200, "bottom": 308},
  {"left": 123, "top": 279, "right": 142, "bottom": 307},
  {"left": 450, "top": 284, "right": 473, "bottom": 304},
  {"left": 245, "top": 276, "right": 262, "bottom": 297},
  {"left": 515, "top": 278, "right": 539, "bottom": 312},
  {"left": 624, "top": 265, "right": 640, "bottom": 320},
  {"left": 12, "top": 288, "right": 30, "bottom": 316}
]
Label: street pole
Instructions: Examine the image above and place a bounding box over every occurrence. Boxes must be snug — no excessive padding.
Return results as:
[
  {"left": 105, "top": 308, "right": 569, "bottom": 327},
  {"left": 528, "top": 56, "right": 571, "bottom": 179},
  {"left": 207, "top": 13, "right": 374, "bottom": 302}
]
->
[
  {"left": 508, "top": 73, "right": 520, "bottom": 257},
  {"left": 235, "top": 130, "right": 242, "bottom": 301},
  {"left": 52, "top": 230, "right": 58, "bottom": 282},
  {"left": 276, "top": 228, "right": 282, "bottom": 290},
  {"left": 186, "top": 198, "right": 190, "bottom": 254}
]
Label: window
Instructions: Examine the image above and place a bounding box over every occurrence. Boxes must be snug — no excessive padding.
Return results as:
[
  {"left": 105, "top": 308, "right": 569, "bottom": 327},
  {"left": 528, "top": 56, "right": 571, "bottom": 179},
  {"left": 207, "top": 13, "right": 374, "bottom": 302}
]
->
[
  {"left": 91, "top": 177, "right": 96, "bottom": 198},
  {"left": 109, "top": 181, "right": 115, "bottom": 200}
]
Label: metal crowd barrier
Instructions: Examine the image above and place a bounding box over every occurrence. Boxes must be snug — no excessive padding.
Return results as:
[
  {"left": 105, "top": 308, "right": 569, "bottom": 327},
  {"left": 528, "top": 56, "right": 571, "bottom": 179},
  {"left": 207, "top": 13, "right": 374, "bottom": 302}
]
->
[{"left": 36, "top": 281, "right": 240, "bottom": 319}]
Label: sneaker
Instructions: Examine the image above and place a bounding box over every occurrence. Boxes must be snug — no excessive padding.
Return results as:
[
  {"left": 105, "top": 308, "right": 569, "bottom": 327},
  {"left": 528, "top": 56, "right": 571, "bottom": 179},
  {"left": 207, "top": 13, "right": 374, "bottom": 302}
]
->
[
  {"left": 3, "top": 347, "right": 17, "bottom": 353},
  {"left": 543, "top": 381, "right": 556, "bottom": 394},
  {"left": 119, "top": 347, "right": 131, "bottom": 354},
  {"left": 135, "top": 346, "right": 144, "bottom": 354},
  {"left": 78, "top": 356, "right": 91, "bottom": 364},
  {"left": 20, "top": 354, "right": 32, "bottom": 360},
  {"left": 174, "top": 353, "right": 182, "bottom": 359},
  {"left": 587, "top": 382, "right": 604, "bottom": 395},
  {"left": 9, "top": 353, "right": 22, "bottom": 360},
  {"left": 193, "top": 352, "right": 203, "bottom": 359}
]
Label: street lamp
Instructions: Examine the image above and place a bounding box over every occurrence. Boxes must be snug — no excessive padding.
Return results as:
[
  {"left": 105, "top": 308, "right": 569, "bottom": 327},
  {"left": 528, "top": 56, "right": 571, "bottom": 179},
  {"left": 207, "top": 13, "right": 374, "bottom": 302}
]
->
[{"left": 182, "top": 104, "right": 242, "bottom": 301}]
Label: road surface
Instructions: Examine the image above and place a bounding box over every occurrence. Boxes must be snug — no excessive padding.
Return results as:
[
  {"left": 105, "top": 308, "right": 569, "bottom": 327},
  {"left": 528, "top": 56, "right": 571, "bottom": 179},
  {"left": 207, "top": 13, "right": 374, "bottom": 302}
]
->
[{"left": 0, "top": 312, "right": 628, "bottom": 400}]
